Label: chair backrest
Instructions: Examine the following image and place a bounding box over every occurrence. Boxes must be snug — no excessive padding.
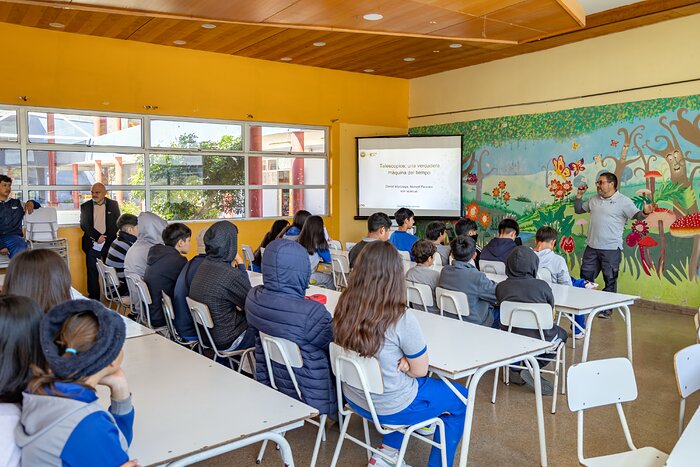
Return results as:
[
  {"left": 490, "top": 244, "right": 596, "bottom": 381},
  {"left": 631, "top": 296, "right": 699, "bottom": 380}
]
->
[
  {"left": 345, "top": 242, "right": 356, "bottom": 251},
  {"left": 397, "top": 250, "right": 411, "bottom": 261},
  {"left": 432, "top": 252, "right": 443, "bottom": 267},
  {"left": 260, "top": 247, "right": 265, "bottom": 258},
  {"left": 95, "top": 259, "right": 109, "bottom": 299},
  {"left": 102, "top": 263, "right": 123, "bottom": 301},
  {"left": 161, "top": 291, "right": 179, "bottom": 340},
  {"left": 331, "top": 253, "right": 350, "bottom": 273},
  {"left": 260, "top": 332, "right": 304, "bottom": 399},
  {"left": 480, "top": 260, "right": 506, "bottom": 275},
  {"left": 674, "top": 343, "right": 700, "bottom": 399},
  {"left": 330, "top": 342, "right": 384, "bottom": 395},
  {"left": 196, "top": 227, "right": 208, "bottom": 255},
  {"left": 695, "top": 310, "right": 700, "bottom": 343},
  {"left": 567, "top": 358, "right": 638, "bottom": 412},
  {"left": 186, "top": 296, "right": 214, "bottom": 328},
  {"left": 537, "top": 268, "right": 553, "bottom": 283},
  {"left": 126, "top": 274, "right": 152, "bottom": 326},
  {"left": 24, "top": 207, "right": 58, "bottom": 241},
  {"left": 435, "top": 287, "right": 469, "bottom": 320},
  {"left": 329, "top": 239, "right": 342, "bottom": 251},
  {"left": 241, "top": 244, "right": 255, "bottom": 269},
  {"left": 500, "top": 301, "right": 554, "bottom": 339},
  {"left": 406, "top": 281, "right": 434, "bottom": 311}
]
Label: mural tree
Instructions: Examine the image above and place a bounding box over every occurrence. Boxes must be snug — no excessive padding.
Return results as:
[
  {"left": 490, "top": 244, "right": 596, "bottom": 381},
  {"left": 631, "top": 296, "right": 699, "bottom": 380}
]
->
[
  {"left": 462, "top": 149, "right": 493, "bottom": 202},
  {"left": 601, "top": 124, "right": 648, "bottom": 185}
]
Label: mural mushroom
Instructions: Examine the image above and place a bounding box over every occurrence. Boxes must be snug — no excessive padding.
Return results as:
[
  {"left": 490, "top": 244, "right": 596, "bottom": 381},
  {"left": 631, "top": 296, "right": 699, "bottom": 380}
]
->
[
  {"left": 635, "top": 188, "right": 652, "bottom": 203},
  {"left": 669, "top": 213, "right": 700, "bottom": 280},
  {"left": 645, "top": 208, "right": 677, "bottom": 274},
  {"left": 575, "top": 218, "right": 588, "bottom": 235},
  {"left": 643, "top": 170, "right": 663, "bottom": 203},
  {"left": 637, "top": 235, "right": 658, "bottom": 276}
]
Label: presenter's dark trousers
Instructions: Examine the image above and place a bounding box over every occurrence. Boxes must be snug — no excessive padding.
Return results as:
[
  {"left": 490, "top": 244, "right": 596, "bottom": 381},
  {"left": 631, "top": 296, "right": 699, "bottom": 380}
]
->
[
  {"left": 580, "top": 246, "right": 621, "bottom": 293},
  {"left": 85, "top": 247, "right": 105, "bottom": 300}
]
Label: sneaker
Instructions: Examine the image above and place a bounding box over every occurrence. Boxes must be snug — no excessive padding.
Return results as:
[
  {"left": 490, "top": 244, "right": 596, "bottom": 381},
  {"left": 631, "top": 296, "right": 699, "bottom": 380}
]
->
[
  {"left": 509, "top": 368, "right": 526, "bottom": 385},
  {"left": 520, "top": 370, "right": 554, "bottom": 396},
  {"left": 598, "top": 310, "right": 612, "bottom": 319},
  {"left": 368, "top": 445, "right": 413, "bottom": 467},
  {"left": 574, "top": 330, "right": 586, "bottom": 340},
  {"left": 417, "top": 424, "right": 436, "bottom": 436}
]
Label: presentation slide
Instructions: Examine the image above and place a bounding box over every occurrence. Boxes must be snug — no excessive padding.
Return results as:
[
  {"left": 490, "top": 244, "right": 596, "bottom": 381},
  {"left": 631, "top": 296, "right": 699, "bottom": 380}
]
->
[{"left": 357, "top": 136, "right": 462, "bottom": 217}]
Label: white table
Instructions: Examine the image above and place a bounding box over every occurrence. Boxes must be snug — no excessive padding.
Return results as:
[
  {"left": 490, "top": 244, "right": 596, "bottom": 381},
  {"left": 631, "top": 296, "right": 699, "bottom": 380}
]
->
[
  {"left": 122, "top": 314, "right": 156, "bottom": 339},
  {"left": 485, "top": 273, "right": 639, "bottom": 362},
  {"left": 666, "top": 406, "right": 700, "bottom": 465},
  {"left": 248, "top": 271, "right": 341, "bottom": 314},
  {"left": 99, "top": 334, "right": 318, "bottom": 466}
]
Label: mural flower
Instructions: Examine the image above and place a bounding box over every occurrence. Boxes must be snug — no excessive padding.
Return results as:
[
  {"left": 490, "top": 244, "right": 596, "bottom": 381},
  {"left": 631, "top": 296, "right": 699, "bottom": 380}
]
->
[
  {"left": 626, "top": 232, "right": 641, "bottom": 247},
  {"left": 492, "top": 188, "right": 500, "bottom": 197},
  {"left": 554, "top": 189, "right": 566, "bottom": 200},
  {"left": 479, "top": 211, "right": 491, "bottom": 228},
  {"left": 503, "top": 192, "right": 511, "bottom": 201},
  {"left": 549, "top": 179, "right": 562, "bottom": 193},
  {"left": 498, "top": 180, "right": 507, "bottom": 189},
  {"left": 466, "top": 202, "right": 480, "bottom": 220},
  {"left": 631, "top": 220, "right": 649, "bottom": 236},
  {"left": 560, "top": 235, "right": 575, "bottom": 254},
  {"left": 466, "top": 173, "right": 478, "bottom": 185},
  {"left": 562, "top": 181, "right": 573, "bottom": 192}
]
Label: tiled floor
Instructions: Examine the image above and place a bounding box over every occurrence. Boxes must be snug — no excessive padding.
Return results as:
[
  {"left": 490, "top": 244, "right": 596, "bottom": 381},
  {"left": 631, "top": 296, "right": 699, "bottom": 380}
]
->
[{"left": 195, "top": 306, "right": 698, "bottom": 466}]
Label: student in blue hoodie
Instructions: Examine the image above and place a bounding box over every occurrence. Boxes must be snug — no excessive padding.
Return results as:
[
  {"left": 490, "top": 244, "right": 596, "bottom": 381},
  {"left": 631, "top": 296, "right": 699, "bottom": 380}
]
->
[
  {"left": 480, "top": 218, "right": 520, "bottom": 264},
  {"left": 389, "top": 207, "right": 418, "bottom": 259},
  {"left": 297, "top": 215, "right": 335, "bottom": 289},
  {"left": 16, "top": 299, "right": 136, "bottom": 466},
  {"left": 279, "top": 210, "right": 311, "bottom": 241}
]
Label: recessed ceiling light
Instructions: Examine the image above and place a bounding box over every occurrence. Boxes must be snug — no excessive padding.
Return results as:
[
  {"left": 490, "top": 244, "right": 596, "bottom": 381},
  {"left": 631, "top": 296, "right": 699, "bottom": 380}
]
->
[
  {"left": 403, "top": 57, "right": 415, "bottom": 62},
  {"left": 449, "top": 43, "right": 463, "bottom": 48},
  {"left": 363, "top": 69, "right": 375, "bottom": 73},
  {"left": 280, "top": 57, "right": 293, "bottom": 61},
  {"left": 201, "top": 23, "right": 217, "bottom": 29},
  {"left": 429, "top": 20, "right": 437, "bottom": 24},
  {"left": 313, "top": 41, "right": 326, "bottom": 47},
  {"left": 433, "top": 50, "right": 440, "bottom": 53},
  {"left": 49, "top": 22, "right": 65, "bottom": 28},
  {"left": 173, "top": 40, "right": 187, "bottom": 45},
  {"left": 363, "top": 13, "right": 383, "bottom": 21}
]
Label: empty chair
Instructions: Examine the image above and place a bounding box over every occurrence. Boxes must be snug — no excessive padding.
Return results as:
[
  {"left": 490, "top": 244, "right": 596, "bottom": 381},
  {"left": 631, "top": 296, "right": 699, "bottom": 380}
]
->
[
  {"left": 537, "top": 268, "right": 553, "bottom": 283},
  {"left": 567, "top": 358, "right": 668, "bottom": 466},
  {"left": 331, "top": 252, "right": 350, "bottom": 290},
  {"left": 674, "top": 343, "right": 700, "bottom": 436},
  {"left": 185, "top": 296, "right": 254, "bottom": 372},
  {"left": 24, "top": 206, "right": 58, "bottom": 241},
  {"left": 435, "top": 287, "right": 469, "bottom": 321},
  {"left": 328, "top": 343, "right": 447, "bottom": 467},
  {"left": 162, "top": 291, "right": 199, "bottom": 352},
  {"left": 480, "top": 260, "right": 506, "bottom": 275},
  {"left": 492, "top": 301, "right": 566, "bottom": 413},
  {"left": 126, "top": 274, "right": 167, "bottom": 334},
  {"left": 241, "top": 244, "right": 255, "bottom": 271},
  {"left": 345, "top": 241, "right": 356, "bottom": 251},
  {"left": 328, "top": 239, "right": 342, "bottom": 251},
  {"left": 406, "top": 280, "right": 434, "bottom": 313},
  {"left": 98, "top": 260, "right": 130, "bottom": 315}
]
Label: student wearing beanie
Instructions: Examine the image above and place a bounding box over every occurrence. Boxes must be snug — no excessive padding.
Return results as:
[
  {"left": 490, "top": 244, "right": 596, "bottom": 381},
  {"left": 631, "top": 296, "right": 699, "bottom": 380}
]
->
[{"left": 15, "top": 299, "right": 136, "bottom": 466}]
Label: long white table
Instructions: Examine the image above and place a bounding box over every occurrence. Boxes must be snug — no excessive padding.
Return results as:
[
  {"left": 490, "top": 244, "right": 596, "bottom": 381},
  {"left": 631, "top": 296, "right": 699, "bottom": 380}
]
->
[
  {"left": 98, "top": 333, "right": 318, "bottom": 466},
  {"left": 666, "top": 406, "right": 700, "bottom": 466},
  {"left": 248, "top": 271, "right": 341, "bottom": 313},
  {"left": 122, "top": 314, "right": 156, "bottom": 339},
  {"left": 485, "top": 273, "right": 639, "bottom": 362}
]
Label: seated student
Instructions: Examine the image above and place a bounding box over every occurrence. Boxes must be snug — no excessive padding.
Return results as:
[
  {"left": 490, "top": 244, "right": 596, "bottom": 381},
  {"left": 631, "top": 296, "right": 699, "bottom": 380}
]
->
[
  {"left": 495, "top": 246, "right": 568, "bottom": 395},
  {"left": 105, "top": 214, "right": 139, "bottom": 296},
  {"left": 480, "top": 218, "right": 520, "bottom": 264},
  {"left": 252, "top": 219, "right": 289, "bottom": 272},
  {"left": 425, "top": 221, "right": 450, "bottom": 266},
  {"left": 348, "top": 212, "right": 391, "bottom": 269},
  {"left": 389, "top": 207, "right": 418, "bottom": 258},
  {"left": 405, "top": 240, "right": 440, "bottom": 313},
  {"left": 334, "top": 241, "right": 469, "bottom": 467},
  {"left": 124, "top": 211, "right": 168, "bottom": 279},
  {"left": 532, "top": 226, "right": 596, "bottom": 339},
  {"left": 297, "top": 215, "right": 335, "bottom": 290},
  {"left": 246, "top": 239, "right": 335, "bottom": 414},
  {"left": 189, "top": 221, "right": 253, "bottom": 352},
  {"left": 16, "top": 299, "right": 135, "bottom": 466},
  {"left": 0, "top": 295, "right": 45, "bottom": 467},
  {"left": 172, "top": 248, "right": 206, "bottom": 341},
  {"left": 0, "top": 174, "right": 40, "bottom": 258},
  {"left": 439, "top": 236, "right": 498, "bottom": 327},
  {"left": 4, "top": 249, "right": 72, "bottom": 312},
  {"left": 278, "top": 210, "right": 311, "bottom": 241},
  {"left": 144, "top": 223, "right": 191, "bottom": 328},
  {"left": 454, "top": 218, "right": 481, "bottom": 268}
]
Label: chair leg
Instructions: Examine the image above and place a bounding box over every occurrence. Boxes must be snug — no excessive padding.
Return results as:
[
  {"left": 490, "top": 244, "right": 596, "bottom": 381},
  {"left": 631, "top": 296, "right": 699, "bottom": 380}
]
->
[
  {"left": 309, "top": 415, "right": 327, "bottom": 467},
  {"left": 256, "top": 440, "right": 268, "bottom": 464},
  {"left": 679, "top": 398, "right": 687, "bottom": 436},
  {"left": 551, "top": 346, "right": 562, "bottom": 414},
  {"left": 362, "top": 417, "right": 372, "bottom": 461},
  {"left": 491, "top": 367, "right": 499, "bottom": 404},
  {"left": 329, "top": 412, "right": 352, "bottom": 467},
  {"left": 561, "top": 345, "right": 567, "bottom": 396}
]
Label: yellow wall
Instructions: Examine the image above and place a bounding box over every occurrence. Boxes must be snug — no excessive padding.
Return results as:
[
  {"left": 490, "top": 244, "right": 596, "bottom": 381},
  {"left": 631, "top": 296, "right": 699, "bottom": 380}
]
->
[
  {"left": 0, "top": 22, "right": 409, "bottom": 293},
  {"left": 409, "top": 14, "right": 700, "bottom": 127}
]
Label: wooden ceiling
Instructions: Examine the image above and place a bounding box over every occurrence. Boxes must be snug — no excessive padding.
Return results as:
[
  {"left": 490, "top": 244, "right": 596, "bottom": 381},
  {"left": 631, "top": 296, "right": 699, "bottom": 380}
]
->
[{"left": 1, "top": 0, "right": 699, "bottom": 78}]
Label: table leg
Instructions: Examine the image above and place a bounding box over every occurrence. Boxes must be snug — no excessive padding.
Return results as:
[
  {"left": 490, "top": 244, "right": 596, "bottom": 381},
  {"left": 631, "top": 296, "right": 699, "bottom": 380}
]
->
[
  {"left": 581, "top": 309, "right": 600, "bottom": 363},
  {"left": 525, "top": 356, "right": 548, "bottom": 467}
]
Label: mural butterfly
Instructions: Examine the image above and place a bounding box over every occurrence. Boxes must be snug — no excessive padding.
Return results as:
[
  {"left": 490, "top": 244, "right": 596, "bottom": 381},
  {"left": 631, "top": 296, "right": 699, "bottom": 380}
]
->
[
  {"left": 610, "top": 139, "right": 619, "bottom": 147},
  {"left": 568, "top": 158, "right": 585, "bottom": 176},
  {"left": 594, "top": 154, "right": 602, "bottom": 165},
  {"left": 552, "top": 155, "right": 571, "bottom": 179},
  {"left": 572, "top": 142, "right": 580, "bottom": 150}
]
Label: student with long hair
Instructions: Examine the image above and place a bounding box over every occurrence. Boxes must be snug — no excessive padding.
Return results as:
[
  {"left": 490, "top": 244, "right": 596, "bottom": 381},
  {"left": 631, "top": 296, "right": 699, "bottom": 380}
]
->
[
  {"left": 3, "top": 249, "right": 73, "bottom": 312},
  {"left": 278, "top": 209, "right": 311, "bottom": 241},
  {"left": 297, "top": 215, "right": 335, "bottom": 289},
  {"left": 0, "top": 295, "right": 45, "bottom": 467},
  {"left": 16, "top": 299, "right": 136, "bottom": 466},
  {"left": 252, "top": 219, "right": 289, "bottom": 272},
  {"left": 333, "top": 241, "right": 468, "bottom": 467}
]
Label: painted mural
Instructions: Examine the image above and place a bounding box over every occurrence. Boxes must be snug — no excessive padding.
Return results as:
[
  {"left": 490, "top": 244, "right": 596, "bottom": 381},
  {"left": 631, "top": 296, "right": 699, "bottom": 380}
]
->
[{"left": 411, "top": 95, "right": 700, "bottom": 308}]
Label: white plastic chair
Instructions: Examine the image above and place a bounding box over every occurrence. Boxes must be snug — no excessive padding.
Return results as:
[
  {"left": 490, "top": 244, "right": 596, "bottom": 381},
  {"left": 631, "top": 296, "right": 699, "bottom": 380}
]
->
[
  {"left": 406, "top": 280, "right": 434, "bottom": 312},
  {"left": 694, "top": 310, "right": 699, "bottom": 343},
  {"left": 432, "top": 252, "right": 443, "bottom": 267},
  {"left": 260, "top": 247, "right": 265, "bottom": 258},
  {"left": 397, "top": 250, "right": 411, "bottom": 261},
  {"left": 162, "top": 291, "right": 200, "bottom": 352},
  {"left": 480, "top": 260, "right": 506, "bottom": 275},
  {"left": 256, "top": 332, "right": 327, "bottom": 467},
  {"left": 185, "top": 297, "right": 255, "bottom": 373},
  {"left": 674, "top": 343, "right": 700, "bottom": 436},
  {"left": 345, "top": 242, "right": 356, "bottom": 251},
  {"left": 492, "top": 301, "right": 566, "bottom": 414},
  {"left": 98, "top": 260, "right": 130, "bottom": 315},
  {"left": 331, "top": 253, "right": 350, "bottom": 290},
  {"left": 567, "top": 358, "right": 668, "bottom": 466},
  {"left": 328, "top": 239, "right": 342, "bottom": 251},
  {"left": 196, "top": 227, "right": 208, "bottom": 255},
  {"left": 435, "top": 287, "right": 469, "bottom": 321},
  {"left": 126, "top": 274, "right": 167, "bottom": 335},
  {"left": 0, "top": 254, "right": 9, "bottom": 269},
  {"left": 537, "top": 268, "right": 553, "bottom": 283},
  {"left": 328, "top": 343, "right": 447, "bottom": 467},
  {"left": 25, "top": 206, "right": 58, "bottom": 241},
  {"left": 241, "top": 244, "right": 255, "bottom": 271}
]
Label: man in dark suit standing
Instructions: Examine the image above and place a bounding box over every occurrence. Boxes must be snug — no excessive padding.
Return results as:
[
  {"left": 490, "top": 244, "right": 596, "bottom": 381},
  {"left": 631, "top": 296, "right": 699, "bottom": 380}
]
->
[{"left": 80, "top": 182, "right": 120, "bottom": 299}]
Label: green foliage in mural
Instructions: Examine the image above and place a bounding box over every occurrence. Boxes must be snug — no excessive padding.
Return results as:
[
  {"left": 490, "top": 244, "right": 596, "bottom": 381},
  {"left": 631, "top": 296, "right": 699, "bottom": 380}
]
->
[{"left": 631, "top": 181, "right": 696, "bottom": 213}]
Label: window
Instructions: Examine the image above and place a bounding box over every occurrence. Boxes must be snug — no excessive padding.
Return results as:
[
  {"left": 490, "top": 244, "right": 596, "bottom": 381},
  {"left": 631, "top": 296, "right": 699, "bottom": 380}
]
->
[{"left": 1, "top": 105, "right": 328, "bottom": 224}]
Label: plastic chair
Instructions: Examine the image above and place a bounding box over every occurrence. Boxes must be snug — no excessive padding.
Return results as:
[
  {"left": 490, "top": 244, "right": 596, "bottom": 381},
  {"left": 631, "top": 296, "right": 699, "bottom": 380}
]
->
[
  {"left": 260, "top": 247, "right": 265, "bottom": 258},
  {"left": 537, "top": 268, "right": 553, "bottom": 283},
  {"left": 25, "top": 206, "right": 58, "bottom": 241},
  {"left": 345, "top": 242, "right": 356, "bottom": 251},
  {"left": 162, "top": 291, "right": 200, "bottom": 353},
  {"left": 241, "top": 244, "right": 255, "bottom": 271},
  {"left": 435, "top": 287, "right": 469, "bottom": 321},
  {"left": 694, "top": 310, "right": 699, "bottom": 343},
  {"left": 406, "top": 280, "right": 434, "bottom": 312},
  {"left": 432, "top": 252, "right": 443, "bottom": 267},
  {"left": 397, "top": 250, "right": 411, "bottom": 261},
  {"left": 674, "top": 343, "right": 700, "bottom": 436},
  {"left": 492, "top": 301, "right": 566, "bottom": 414},
  {"left": 256, "top": 332, "right": 327, "bottom": 467},
  {"left": 331, "top": 253, "right": 350, "bottom": 290},
  {"left": 329, "top": 239, "right": 342, "bottom": 251},
  {"left": 185, "top": 296, "right": 255, "bottom": 373},
  {"left": 98, "top": 260, "right": 130, "bottom": 315},
  {"left": 328, "top": 343, "right": 447, "bottom": 467},
  {"left": 0, "top": 254, "right": 9, "bottom": 269},
  {"left": 196, "top": 227, "right": 208, "bottom": 255},
  {"left": 126, "top": 274, "right": 167, "bottom": 335},
  {"left": 480, "top": 260, "right": 506, "bottom": 275},
  {"left": 567, "top": 358, "right": 668, "bottom": 466}
]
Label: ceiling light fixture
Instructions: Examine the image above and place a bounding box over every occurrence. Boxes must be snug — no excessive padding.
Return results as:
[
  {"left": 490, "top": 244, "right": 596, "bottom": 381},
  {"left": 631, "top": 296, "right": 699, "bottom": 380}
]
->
[
  {"left": 363, "top": 13, "right": 383, "bottom": 21},
  {"left": 403, "top": 57, "right": 415, "bottom": 62},
  {"left": 280, "top": 57, "right": 293, "bottom": 61},
  {"left": 429, "top": 20, "right": 437, "bottom": 24},
  {"left": 363, "top": 69, "right": 375, "bottom": 73},
  {"left": 201, "top": 23, "right": 217, "bottom": 29},
  {"left": 313, "top": 41, "right": 326, "bottom": 47},
  {"left": 173, "top": 40, "right": 187, "bottom": 45},
  {"left": 49, "top": 22, "right": 65, "bottom": 28},
  {"left": 433, "top": 50, "right": 440, "bottom": 53},
  {"left": 449, "top": 43, "right": 463, "bottom": 48}
]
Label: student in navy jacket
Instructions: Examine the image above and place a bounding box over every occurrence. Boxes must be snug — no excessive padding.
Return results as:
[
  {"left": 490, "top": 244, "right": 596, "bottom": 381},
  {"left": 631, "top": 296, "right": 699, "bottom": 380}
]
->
[
  {"left": 0, "top": 174, "right": 40, "bottom": 258},
  {"left": 245, "top": 239, "right": 335, "bottom": 415}
]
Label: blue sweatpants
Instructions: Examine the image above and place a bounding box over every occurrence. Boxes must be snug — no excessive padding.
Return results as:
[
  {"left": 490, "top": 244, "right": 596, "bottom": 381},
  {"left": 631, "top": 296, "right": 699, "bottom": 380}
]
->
[
  {"left": 574, "top": 314, "right": 586, "bottom": 335},
  {"left": 0, "top": 234, "right": 27, "bottom": 258},
  {"left": 349, "top": 377, "right": 469, "bottom": 467}
]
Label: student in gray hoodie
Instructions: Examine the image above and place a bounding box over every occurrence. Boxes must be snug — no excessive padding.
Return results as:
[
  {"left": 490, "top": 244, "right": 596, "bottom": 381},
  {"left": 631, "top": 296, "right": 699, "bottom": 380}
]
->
[{"left": 124, "top": 211, "right": 168, "bottom": 279}]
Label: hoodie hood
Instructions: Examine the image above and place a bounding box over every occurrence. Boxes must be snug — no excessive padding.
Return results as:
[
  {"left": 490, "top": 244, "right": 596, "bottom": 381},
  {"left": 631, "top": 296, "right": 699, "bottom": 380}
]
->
[
  {"left": 484, "top": 237, "right": 516, "bottom": 257},
  {"left": 261, "top": 239, "right": 310, "bottom": 297},
  {"left": 505, "top": 246, "right": 539, "bottom": 279},
  {"left": 135, "top": 212, "right": 167, "bottom": 246},
  {"left": 204, "top": 221, "right": 238, "bottom": 263},
  {"left": 147, "top": 243, "right": 180, "bottom": 266}
]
